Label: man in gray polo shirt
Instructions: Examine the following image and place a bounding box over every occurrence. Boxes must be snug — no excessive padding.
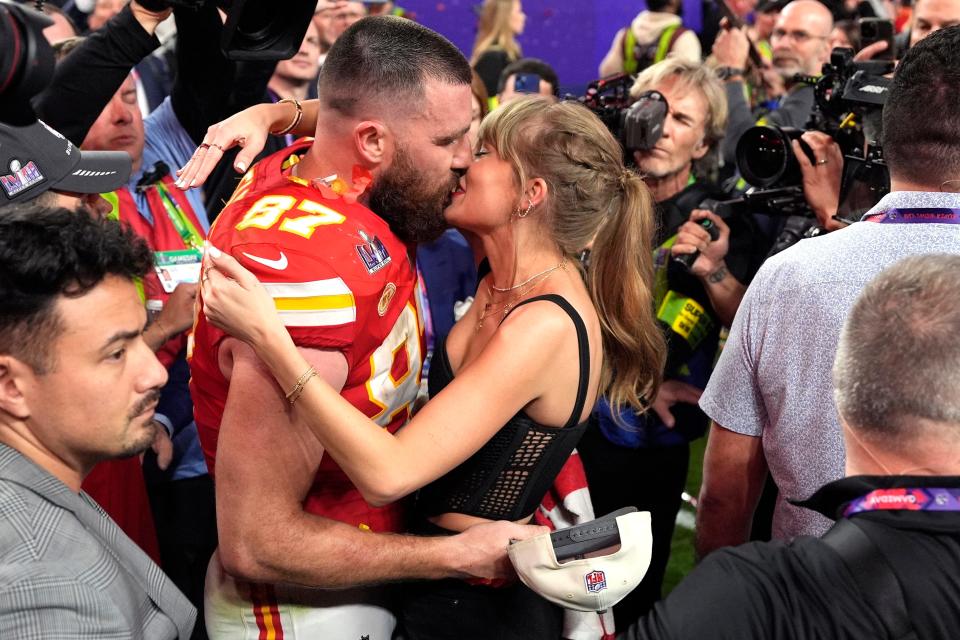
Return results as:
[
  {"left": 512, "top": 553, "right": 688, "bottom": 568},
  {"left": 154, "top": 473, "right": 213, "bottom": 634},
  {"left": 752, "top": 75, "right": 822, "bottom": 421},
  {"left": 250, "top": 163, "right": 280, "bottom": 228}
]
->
[{"left": 695, "top": 25, "right": 960, "bottom": 557}]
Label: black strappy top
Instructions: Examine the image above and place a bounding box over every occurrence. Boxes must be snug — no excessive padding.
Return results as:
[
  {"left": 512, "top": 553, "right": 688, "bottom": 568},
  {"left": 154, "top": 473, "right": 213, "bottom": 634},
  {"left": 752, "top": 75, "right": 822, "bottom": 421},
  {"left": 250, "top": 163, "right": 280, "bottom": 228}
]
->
[{"left": 415, "top": 294, "right": 595, "bottom": 522}]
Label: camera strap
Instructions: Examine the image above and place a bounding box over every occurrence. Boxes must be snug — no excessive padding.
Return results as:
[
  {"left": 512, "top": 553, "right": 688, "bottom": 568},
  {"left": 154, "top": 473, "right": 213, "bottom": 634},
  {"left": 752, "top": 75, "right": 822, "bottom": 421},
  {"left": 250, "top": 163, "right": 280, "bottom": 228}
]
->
[
  {"left": 863, "top": 208, "right": 960, "bottom": 224},
  {"left": 821, "top": 519, "right": 918, "bottom": 640}
]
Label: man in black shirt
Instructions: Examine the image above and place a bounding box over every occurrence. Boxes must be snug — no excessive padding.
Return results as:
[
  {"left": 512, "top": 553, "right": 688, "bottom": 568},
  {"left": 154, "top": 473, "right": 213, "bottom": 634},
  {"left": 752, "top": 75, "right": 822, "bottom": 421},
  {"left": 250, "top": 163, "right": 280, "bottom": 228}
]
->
[{"left": 621, "top": 253, "right": 960, "bottom": 640}]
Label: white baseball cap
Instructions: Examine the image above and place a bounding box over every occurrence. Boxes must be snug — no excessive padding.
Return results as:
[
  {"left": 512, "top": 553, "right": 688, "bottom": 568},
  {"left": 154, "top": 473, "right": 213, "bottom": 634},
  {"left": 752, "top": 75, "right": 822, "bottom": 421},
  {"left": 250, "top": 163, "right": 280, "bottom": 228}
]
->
[{"left": 508, "top": 508, "right": 653, "bottom": 612}]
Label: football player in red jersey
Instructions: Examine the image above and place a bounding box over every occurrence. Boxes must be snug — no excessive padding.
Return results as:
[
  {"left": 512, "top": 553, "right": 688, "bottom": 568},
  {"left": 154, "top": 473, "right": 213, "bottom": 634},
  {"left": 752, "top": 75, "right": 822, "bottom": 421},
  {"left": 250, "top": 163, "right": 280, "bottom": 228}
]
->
[{"left": 187, "top": 17, "right": 546, "bottom": 640}]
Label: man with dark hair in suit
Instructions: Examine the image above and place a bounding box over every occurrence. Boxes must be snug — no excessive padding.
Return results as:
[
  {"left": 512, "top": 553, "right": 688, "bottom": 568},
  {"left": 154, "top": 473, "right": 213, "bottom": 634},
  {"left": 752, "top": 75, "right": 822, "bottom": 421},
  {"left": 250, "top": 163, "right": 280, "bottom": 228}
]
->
[{"left": 0, "top": 205, "right": 195, "bottom": 639}]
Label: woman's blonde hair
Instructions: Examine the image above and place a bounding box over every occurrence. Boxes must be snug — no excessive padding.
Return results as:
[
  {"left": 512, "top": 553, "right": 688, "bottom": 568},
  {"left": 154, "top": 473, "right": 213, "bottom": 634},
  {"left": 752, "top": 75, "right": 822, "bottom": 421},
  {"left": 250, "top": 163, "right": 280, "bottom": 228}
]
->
[
  {"left": 479, "top": 97, "right": 666, "bottom": 414},
  {"left": 471, "top": 0, "right": 523, "bottom": 65}
]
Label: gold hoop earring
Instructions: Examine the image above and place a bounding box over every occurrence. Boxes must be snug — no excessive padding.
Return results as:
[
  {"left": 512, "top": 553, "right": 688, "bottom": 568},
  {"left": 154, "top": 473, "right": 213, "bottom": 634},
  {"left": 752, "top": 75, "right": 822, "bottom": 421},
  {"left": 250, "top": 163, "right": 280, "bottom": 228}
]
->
[{"left": 516, "top": 200, "right": 534, "bottom": 218}]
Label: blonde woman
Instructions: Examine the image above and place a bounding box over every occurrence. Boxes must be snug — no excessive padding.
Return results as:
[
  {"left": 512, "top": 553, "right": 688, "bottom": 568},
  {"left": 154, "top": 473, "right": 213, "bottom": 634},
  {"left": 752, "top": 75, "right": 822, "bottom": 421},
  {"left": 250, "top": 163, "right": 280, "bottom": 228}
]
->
[
  {"left": 198, "top": 97, "right": 665, "bottom": 639},
  {"left": 472, "top": 0, "right": 526, "bottom": 97}
]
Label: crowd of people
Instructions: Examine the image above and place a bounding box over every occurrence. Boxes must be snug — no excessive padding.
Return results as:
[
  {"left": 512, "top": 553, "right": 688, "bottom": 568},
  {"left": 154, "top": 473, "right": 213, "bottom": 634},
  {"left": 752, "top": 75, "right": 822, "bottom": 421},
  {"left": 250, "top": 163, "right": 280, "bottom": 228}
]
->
[{"left": 2, "top": 0, "right": 960, "bottom": 638}]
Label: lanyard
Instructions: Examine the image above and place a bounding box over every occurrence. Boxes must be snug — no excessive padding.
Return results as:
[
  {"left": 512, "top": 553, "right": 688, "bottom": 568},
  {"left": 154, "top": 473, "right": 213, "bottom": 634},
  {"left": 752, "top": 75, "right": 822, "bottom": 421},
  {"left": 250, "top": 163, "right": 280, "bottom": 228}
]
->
[
  {"left": 843, "top": 487, "right": 960, "bottom": 517},
  {"left": 863, "top": 208, "right": 960, "bottom": 224},
  {"left": 154, "top": 180, "right": 204, "bottom": 250}
]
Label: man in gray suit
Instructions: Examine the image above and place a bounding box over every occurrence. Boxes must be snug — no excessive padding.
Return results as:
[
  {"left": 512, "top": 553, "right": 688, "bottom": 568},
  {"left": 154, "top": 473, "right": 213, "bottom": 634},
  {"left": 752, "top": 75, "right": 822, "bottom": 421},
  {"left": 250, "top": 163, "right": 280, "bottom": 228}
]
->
[{"left": 0, "top": 205, "right": 196, "bottom": 639}]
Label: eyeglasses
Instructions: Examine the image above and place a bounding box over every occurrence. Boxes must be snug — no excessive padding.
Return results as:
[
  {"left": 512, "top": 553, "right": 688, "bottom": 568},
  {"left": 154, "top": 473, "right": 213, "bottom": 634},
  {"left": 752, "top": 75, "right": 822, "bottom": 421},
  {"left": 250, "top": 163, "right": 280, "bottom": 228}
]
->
[{"left": 771, "top": 28, "right": 829, "bottom": 44}]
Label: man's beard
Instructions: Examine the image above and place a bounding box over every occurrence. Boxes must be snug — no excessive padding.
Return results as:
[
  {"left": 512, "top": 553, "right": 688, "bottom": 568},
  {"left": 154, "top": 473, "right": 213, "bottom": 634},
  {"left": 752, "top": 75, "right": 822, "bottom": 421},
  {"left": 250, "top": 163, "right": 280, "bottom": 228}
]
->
[
  {"left": 118, "top": 389, "right": 162, "bottom": 458},
  {"left": 773, "top": 57, "right": 802, "bottom": 82},
  {"left": 368, "top": 146, "right": 456, "bottom": 244}
]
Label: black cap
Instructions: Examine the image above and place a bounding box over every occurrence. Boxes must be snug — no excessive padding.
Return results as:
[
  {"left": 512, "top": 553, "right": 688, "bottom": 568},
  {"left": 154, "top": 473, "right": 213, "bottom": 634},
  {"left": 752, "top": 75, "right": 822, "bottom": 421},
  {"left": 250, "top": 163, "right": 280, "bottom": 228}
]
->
[{"left": 0, "top": 119, "right": 131, "bottom": 203}]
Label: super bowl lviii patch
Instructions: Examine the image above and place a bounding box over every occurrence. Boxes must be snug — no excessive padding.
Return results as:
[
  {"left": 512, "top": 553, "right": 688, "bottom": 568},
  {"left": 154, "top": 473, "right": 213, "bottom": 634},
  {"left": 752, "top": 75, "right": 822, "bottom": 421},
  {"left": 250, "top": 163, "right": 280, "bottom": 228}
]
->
[
  {"left": 356, "top": 230, "right": 391, "bottom": 274},
  {"left": 1, "top": 160, "right": 45, "bottom": 197}
]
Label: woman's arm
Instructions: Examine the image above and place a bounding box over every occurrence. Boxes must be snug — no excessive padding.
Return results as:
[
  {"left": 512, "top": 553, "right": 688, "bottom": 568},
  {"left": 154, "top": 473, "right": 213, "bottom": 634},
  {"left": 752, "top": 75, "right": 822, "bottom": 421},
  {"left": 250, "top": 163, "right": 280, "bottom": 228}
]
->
[
  {"left": 176, "top": 99, "right": 319, "bottom": 189},
  {"left": 201, "top": 246, "right": 571, "bottom": 506}
]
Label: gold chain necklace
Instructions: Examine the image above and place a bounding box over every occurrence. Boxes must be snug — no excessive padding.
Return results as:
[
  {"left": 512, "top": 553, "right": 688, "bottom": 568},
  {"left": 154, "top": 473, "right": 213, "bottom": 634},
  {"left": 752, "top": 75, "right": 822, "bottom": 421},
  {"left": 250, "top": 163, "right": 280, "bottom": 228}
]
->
[
  {"left": 490, "top": 259, "right": 567, "bottom": 292},
  {"left": 476, "top": 259, "right": 566, "bottom": 332}
]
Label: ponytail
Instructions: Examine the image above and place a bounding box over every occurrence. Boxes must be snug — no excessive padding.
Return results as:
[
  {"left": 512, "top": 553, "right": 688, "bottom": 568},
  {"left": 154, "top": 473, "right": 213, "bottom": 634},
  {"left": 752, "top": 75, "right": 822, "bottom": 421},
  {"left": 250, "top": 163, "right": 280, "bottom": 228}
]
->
[{"left": 588, "top": 171, "right": 665, "bottom": 415}]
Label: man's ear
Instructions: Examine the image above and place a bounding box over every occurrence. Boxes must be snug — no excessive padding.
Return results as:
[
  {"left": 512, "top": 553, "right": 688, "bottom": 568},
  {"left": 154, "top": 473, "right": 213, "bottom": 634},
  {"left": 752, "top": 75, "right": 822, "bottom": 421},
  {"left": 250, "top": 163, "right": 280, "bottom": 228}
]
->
[
  {"left": 692, "top": 137, "right": 709, "bottom": 161},
  {"left": 0, "top": 356, "right": 33, "bottom": 420},
  {"left": 353, "top": 120, "right": 390, "bottom": 167}
]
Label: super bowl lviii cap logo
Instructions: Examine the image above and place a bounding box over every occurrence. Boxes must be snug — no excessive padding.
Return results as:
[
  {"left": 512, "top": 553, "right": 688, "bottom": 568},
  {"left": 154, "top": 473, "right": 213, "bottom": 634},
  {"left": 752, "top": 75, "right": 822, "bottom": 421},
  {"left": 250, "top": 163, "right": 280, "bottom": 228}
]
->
[
  {"left": 1, "top": 160, "right": 45, "bottom": 197},
  {"left": 584, "top": 570, "right": 607, "bottom": 594}
]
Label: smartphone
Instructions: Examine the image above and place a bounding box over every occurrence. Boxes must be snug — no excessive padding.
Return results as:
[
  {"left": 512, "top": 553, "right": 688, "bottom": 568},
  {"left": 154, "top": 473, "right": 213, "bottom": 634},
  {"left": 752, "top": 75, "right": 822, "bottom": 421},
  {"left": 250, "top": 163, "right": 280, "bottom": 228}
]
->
[
  {"left": 858, "top": 18, "right": 895, "bottom": 60},
  {"left": 513, "top": 73, "right": 542, "bottom": 94}
]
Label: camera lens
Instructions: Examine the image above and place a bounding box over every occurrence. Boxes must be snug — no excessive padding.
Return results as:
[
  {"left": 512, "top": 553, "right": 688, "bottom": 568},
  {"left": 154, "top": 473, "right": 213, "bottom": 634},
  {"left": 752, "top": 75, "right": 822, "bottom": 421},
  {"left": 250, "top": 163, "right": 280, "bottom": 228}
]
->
[{"left": 736, "top": 126, "right": 803, "bottom": 188}]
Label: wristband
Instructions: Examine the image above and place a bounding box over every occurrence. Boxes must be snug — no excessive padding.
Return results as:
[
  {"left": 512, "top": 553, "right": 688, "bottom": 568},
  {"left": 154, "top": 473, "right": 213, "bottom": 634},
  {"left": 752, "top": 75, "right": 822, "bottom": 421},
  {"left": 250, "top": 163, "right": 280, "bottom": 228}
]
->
[
  {"left": 716, "top": 66, "right": 745, "bottom": 81},
  {"left": 272, "top": 98, "right": 303, "bottom": 136}
]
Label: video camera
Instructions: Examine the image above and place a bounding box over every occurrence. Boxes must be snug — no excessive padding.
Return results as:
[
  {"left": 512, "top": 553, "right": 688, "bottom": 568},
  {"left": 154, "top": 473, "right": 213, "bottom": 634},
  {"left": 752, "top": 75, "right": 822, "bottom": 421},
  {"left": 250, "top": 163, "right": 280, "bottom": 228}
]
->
[
  {"left": 575, "top": 74, "right": 669, "bottom": 155},
  {"left": 732, "top": 48, "right": 892, "bottom": 224}
]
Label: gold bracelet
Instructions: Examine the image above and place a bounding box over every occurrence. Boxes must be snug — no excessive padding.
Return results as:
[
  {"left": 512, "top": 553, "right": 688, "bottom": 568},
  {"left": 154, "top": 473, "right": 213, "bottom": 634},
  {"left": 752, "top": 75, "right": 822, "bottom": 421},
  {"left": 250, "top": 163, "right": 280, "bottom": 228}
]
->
[
  {"left": 285, "top": 366, "right": 317, "bottom": 405},
  {"left": 271, "top": 98, "right": 303, "bottom": 136}
]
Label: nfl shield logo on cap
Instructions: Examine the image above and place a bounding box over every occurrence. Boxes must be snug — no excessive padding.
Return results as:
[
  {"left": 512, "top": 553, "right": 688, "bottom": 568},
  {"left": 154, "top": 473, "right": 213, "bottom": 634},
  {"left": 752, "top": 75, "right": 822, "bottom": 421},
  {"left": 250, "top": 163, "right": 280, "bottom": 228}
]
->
[{"left": 584, "top": 570, "right": 607, "bottom": 594}]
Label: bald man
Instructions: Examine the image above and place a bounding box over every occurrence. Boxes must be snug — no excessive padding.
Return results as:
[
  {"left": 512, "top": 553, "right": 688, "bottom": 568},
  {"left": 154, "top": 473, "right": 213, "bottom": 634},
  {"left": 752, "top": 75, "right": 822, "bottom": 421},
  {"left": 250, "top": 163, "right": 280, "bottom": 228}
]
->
[{"left": 712, "top": 0, "right": 833, "bottom": 164}]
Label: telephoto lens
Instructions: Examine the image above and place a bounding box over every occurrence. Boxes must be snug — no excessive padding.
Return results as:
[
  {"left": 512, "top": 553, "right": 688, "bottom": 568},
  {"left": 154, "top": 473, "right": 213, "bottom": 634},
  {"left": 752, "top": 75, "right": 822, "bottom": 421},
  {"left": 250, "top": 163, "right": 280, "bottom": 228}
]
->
[{"left": 736, "top": 125, "right": 807, "bottom": 188}]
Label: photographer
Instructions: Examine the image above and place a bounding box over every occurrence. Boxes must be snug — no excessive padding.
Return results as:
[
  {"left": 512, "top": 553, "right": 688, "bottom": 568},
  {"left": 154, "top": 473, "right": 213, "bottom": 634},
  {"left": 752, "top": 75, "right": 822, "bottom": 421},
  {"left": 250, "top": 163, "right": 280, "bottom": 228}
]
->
[
  {"left": 714, "top": 0, "right": 833, "bottom": 166},
  {"left": 578, "top": 58, "right": 765, "bottom": 626},
  {"left": 696, "top": 25, "right": 960, "bottom": 558}
]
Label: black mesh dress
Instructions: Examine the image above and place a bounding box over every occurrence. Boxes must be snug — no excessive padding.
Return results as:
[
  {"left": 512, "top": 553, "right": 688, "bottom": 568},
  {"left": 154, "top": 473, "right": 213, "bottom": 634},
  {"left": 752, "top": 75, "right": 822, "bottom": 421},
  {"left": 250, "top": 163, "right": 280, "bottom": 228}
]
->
[{"left": 401, "top": 295, "right": 595, "bottom": 640}]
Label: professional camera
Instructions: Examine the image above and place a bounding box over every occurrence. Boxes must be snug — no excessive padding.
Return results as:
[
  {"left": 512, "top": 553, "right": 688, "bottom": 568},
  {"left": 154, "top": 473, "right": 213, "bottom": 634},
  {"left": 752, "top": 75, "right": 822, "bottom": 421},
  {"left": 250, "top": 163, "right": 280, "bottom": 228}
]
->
[
  {"left": 0, "top": 1, "right": 54, "bottom": 126},
  {"left": 576, "top": 74, "right": 668, "bottom": 155},
  {"left": 733, "top": 48, "right": 892, "bottom": 222}
]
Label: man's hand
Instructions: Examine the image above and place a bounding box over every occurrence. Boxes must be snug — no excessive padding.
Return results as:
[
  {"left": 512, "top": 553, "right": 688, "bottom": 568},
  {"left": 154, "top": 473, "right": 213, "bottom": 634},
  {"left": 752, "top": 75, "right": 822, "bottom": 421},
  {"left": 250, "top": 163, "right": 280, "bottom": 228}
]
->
[
  {"left": 759, "top": 63, "right": 786, "bottom": 98},
  {"left": 159, "top": 282, "right": 199, "bottom": 335},
  {"left": 651, "top": 379, "right": 703, "bottom": 429},
  {"left": 712, "top": 25, "right": 751, "bottom": 70},
  {"left": 144, "top": 283, "right": 197, "bottom": 351},
  {"left": 853, "top": 40, "right": 891, "bottom": 62},
  {"left": 130, "top": 1, "right": 173, "bottom": 35},
  {"left": 792, "top": 132, "right": 845, "bottom": 231},
  {"left": 150, "top": 422, "right": 174, "bottom": 470},
  {"left": 671, "top": 209, "right": 731, "bottom": 279},
  {"left": 449, "top": 521, "right": 549, "bottom": 581}
]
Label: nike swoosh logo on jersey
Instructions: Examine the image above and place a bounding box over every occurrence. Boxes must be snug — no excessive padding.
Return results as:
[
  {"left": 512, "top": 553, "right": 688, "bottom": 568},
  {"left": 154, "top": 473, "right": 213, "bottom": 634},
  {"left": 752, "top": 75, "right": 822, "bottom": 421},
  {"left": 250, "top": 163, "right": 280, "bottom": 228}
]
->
[{"left": 242, "top": 251, "right": 289, "bottom": 271}]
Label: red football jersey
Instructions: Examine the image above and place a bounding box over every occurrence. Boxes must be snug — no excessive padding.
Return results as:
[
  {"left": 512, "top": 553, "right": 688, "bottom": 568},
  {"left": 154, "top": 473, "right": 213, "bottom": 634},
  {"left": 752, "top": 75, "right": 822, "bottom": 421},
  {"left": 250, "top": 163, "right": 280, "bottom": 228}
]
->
[{"left": 190, "top": 139, "right": 424, "bottom": 533}]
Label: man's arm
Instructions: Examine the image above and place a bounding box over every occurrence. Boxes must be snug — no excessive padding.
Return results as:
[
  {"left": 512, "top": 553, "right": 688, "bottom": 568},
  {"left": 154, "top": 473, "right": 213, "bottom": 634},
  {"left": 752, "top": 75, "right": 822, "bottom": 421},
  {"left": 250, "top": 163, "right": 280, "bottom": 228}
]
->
[
  {"left": 32, "top": 2, "right": 169, "bottom": 145},
  {"left": 720, "top": 80, "right": 756, "bottom": 166},
  {"left": 695, "top": 422, "right": 767, "bottom": 559},
  {"left": 598, "top": 28, "right": 627, "bottom": 77},
  {"left": 214, "top": 339, "right": 539, "bottom": 587}
]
